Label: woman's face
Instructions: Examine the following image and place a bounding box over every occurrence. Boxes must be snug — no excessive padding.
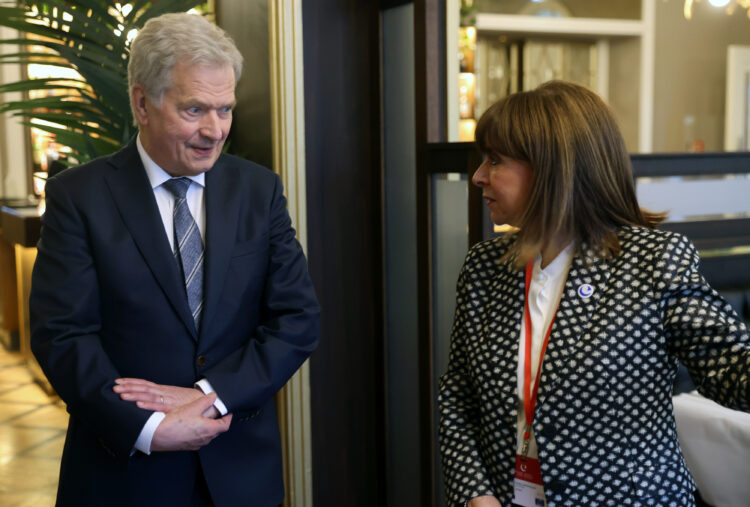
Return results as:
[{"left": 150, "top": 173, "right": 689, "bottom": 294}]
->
[{"left": 472, "top": 153, "right": 533, "bottom": 227}]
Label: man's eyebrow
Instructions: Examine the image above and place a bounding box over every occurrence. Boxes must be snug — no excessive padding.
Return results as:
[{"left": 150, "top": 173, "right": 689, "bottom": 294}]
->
[{"left": 179, "top": 100, "right": 237, "bottom": 109}]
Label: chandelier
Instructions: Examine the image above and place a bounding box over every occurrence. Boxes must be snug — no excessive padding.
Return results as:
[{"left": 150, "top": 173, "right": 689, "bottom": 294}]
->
[{"left": 683, "top": 0, "right": 750, "bottom": 19}]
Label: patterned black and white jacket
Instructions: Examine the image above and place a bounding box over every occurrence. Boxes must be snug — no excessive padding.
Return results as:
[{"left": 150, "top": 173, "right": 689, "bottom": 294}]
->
[{"left": 439, "top": 226, "right": 750, "bottom": 506}]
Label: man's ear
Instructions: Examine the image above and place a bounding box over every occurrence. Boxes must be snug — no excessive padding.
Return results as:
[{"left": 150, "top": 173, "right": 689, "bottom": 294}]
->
[{"left": 131, "top": 84, "right": 149, "bottom": 126}]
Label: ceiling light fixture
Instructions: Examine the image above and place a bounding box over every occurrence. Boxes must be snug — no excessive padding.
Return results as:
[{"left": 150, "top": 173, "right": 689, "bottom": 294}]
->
[{"left": 684, "top": 0, "right": 750, "bottom": 19}]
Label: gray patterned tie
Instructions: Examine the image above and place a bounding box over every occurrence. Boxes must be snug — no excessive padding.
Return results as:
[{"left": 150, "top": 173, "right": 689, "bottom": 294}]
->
[{"left": 162, "top": 177, "right": 204, "bottom": 331}]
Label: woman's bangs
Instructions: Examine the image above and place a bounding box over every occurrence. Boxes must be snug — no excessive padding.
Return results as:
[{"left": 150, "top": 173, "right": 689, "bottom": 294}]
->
[{"left": 475, "top": 100, "right": 524, "bottom": 160}]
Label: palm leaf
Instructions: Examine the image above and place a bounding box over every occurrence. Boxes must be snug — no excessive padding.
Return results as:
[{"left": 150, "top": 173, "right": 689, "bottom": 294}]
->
[
  {"left": 2, "top": 101, "right": 122, "bottom": 135},
  {"left": 0, "top": 51, "right": 70, "bottom": 66},
  {"left": 15, "top": 114, "right": 118, "bottom": 145},
  {"left": 0, "top": 12, "right": 120, "bottom": 51},
  {"left": 2, "top": 95, "right": 111, "bottom": 116},
  {"left": 0, "top": 63, "right": 130, "bottom": 137},
  {"left": 19, "top": 120, "right": 120, "bottom": 160},
  {"left": 0, "top": 81, "right": 126, "bottom": 119},
  {"left": 0, "top": 77, "right": 92, "bottom": 94},
  {"left": 1, "top": 39, "right": 126, "bottom": 74},
  {"left": 64, "top": 0, "right": 127, "bottom": 24},
  {"left": 69, "top": 59, "right": 129, "bottom": 113}
]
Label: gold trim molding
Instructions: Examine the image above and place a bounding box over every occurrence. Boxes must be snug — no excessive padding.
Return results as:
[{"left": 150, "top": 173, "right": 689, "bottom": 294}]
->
[{"left": 269, "top": 1, "right": 312, "bottom": 507}]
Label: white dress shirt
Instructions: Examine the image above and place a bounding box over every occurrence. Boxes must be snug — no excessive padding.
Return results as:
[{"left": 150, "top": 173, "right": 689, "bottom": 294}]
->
[{"left": 132, "top": 135, "right": 227, "bottom": 455}]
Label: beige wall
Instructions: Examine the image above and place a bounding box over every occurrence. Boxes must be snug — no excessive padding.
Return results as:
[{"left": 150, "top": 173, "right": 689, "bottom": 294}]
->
[
  {"left": 653, "top": 0, "right": 750, "bottom": 152},
  {"left": 609, "top": 37, "right": 641, "bottom": 152}
]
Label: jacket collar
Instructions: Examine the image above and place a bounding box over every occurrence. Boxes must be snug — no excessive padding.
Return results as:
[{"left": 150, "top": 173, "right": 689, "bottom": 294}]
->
[
  {"left": 488, "top": 240, "right": 614, "bottom": 413},
  {"left": 538, "top": 242, "right": 613, "bottom": 405}
]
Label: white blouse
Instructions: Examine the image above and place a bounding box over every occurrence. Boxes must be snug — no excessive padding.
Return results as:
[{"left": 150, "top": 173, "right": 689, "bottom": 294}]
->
[{"left": 515, "top": 242, "right": 575, "bottom": 457}]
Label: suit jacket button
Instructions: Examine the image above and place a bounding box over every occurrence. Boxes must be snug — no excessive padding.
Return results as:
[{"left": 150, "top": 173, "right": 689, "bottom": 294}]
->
[{"left": 196, "top": 355, "right": 207, "bottom": 367}]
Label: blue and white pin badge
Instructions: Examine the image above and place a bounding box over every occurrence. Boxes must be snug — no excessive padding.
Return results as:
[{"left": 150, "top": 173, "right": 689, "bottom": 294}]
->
[{"left": 577, "top": 284, "right": 595, "bottom": 299}]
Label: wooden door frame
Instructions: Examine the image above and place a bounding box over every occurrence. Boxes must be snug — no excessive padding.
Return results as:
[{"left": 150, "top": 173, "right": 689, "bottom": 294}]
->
[{"left": 269, "top": 1, "right": 312, "bottom": 506}]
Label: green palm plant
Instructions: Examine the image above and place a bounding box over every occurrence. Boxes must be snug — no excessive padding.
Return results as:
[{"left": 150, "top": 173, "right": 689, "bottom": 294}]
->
[{"left": 0, "top": 0, "right": 204, "bottom": 164}]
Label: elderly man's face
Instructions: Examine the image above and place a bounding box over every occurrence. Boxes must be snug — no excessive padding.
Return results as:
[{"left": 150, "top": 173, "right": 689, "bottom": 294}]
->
[{"left": 136, "top": 61, "right": 235, "bottom": 176}]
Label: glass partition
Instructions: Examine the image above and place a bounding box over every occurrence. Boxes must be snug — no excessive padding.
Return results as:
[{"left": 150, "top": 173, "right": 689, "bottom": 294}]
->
[
  {"left": 637, "top": 173, "right": 750, "bottom": 223},
  {"left": 430, "top": 172, "right": 468, "bottom": 507},
  {"left": 631, "top": 152, "right": 750, "bottom": 266}
]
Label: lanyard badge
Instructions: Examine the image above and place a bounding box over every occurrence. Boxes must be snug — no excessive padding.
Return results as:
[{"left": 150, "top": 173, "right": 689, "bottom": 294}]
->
[
  {"left": 520, "top": 259, "right": 557, "bottom": 454},
  {"left": 513, "top": 259, "right": 558, "bottom": 507}
]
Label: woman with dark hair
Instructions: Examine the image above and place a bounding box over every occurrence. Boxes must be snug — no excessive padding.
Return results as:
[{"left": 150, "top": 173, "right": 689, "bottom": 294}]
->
[{"left": 439, "top": 80, "right": 750, "bottom": 507}]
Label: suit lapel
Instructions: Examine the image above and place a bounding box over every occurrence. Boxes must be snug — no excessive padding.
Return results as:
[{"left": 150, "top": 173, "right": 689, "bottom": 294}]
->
[
  {"left": 201, "top": 159, "right": 241, "bottom": 340},
  {"left": 537, "top": 244, "right": 613, "bottom": 403},
  {"left": 104, "top": 141, "right": 198, "bottom": 339}
]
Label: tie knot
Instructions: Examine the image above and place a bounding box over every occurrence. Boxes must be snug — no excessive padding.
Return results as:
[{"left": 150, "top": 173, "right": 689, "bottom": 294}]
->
[{"left": 162, "top": 177, "right": 191, "bottom": 199}]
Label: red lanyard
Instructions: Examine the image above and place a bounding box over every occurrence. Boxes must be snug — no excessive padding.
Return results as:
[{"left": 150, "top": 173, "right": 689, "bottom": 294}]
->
[{"left": 521, "top": 259, "right": 558, "bottom": 450}]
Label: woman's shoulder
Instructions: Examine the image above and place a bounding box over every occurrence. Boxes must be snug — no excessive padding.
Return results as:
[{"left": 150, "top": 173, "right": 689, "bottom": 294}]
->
[
  {"left": 464, "top": 232, "right": 518, "bottom": 268},
  {"left": 617, "top": 225, "right": 692, "bottom": 248},
  {"left": 615, "top": 225, "right": 697, "bottom": 265}
]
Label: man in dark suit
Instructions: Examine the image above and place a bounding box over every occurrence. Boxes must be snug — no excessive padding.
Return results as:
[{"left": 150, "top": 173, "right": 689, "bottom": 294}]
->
[{"left": 29, "top": 12, "right": 319, "bottom": 507}]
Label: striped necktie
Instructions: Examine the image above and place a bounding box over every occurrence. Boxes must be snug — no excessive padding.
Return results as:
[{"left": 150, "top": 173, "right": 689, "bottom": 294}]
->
[{"left": 162, "top": 177, "right": 204, "bottom": 331}]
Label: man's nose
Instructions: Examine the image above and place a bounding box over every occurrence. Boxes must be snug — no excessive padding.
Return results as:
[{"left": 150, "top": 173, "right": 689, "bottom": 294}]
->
[{"left": 200, "top": 112, "right": 224, "bottom": 140}]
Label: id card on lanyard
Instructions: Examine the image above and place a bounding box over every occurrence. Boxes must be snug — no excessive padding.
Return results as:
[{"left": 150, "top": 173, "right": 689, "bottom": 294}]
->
[{"left": 513, "top": 260, "right": 557, "bottom": 507}]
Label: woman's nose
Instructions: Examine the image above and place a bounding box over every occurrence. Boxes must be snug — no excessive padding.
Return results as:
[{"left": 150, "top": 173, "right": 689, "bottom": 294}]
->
[{"left": 472, "top": 164, "right": 487, "bottom": 187}]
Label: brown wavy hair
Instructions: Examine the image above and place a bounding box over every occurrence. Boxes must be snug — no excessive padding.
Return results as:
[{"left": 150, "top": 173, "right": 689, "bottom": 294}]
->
[{"left": 474, "top": 80, "right": 665, "bottom": 267}]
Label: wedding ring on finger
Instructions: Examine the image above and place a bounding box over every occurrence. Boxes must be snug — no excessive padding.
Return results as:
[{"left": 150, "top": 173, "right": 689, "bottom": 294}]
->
[{"left": 160, "top": 395, "right": 164, "bottom": 405}]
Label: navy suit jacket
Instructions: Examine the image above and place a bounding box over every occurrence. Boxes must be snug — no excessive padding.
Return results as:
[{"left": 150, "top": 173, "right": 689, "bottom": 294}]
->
[{"left": 30, "top": 140, "right": 319, "bottom": 507}]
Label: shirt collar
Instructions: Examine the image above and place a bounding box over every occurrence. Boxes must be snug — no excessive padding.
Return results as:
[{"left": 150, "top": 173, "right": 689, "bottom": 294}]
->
[
  {"left": 534, "top": 241, "right": 575, "bottom": 277},
  {"left": 136, "top": 134, "right": 205, "bottom": 190}
]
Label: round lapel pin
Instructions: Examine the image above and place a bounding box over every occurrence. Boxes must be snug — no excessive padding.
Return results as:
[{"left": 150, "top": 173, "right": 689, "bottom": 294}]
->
[{"left": 577, "top": 284, "right": 594, "bottom": 298}]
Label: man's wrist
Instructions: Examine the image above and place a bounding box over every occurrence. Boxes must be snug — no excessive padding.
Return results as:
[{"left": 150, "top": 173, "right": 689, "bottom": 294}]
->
[
  {"left": 133, "top": 411, "right": 166, "bottom": 455},
  {"left": 194, "top": 378, "right": 228, "bottom": 416}
]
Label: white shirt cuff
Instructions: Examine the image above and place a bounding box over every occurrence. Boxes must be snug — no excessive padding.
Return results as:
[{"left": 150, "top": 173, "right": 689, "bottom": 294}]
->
[
  {"left": 133, "top": 411, "right": 166, "bottom": 455},
  {"left": 195, "top": 378, "right": 228, "bottom": 416}
]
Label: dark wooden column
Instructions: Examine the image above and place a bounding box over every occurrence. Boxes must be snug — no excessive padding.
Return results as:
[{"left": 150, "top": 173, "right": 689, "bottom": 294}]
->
[
  {"left": 216, "top": 0, "right": 273, "bottom": 169},
  {"left": 414, "top": 0, "right": 446, "bottom": 504},
  {"left": 303, "top": 1, "right": 386, "bottom": 505}
]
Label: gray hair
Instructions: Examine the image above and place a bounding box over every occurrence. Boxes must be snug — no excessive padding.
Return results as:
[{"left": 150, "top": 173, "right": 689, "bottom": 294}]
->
[{"left": 127, "top": 13, "right": 243, "bottom": 125}]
